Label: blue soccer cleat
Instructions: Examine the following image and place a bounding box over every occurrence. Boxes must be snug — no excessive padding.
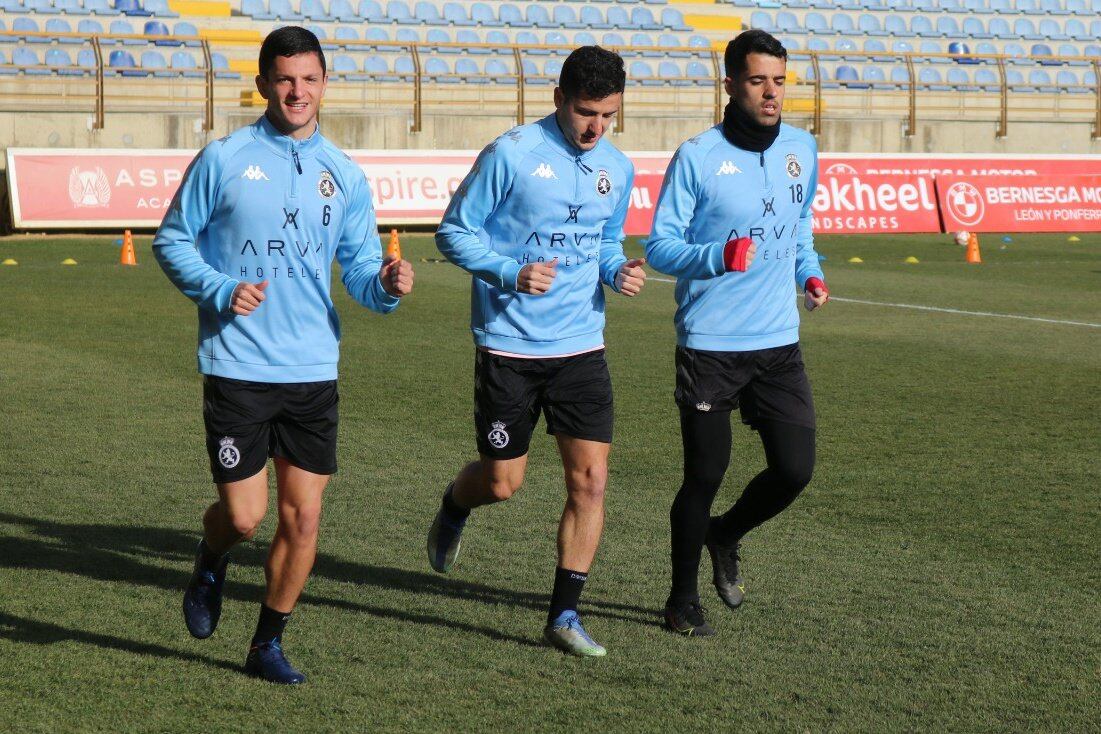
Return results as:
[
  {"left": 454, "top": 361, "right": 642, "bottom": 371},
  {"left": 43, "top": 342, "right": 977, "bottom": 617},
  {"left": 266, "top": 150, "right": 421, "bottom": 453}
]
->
[
  {"left": 543, "top": 611, "right": 606, "bottom": 657},
  {"left": 245, "top": 639, "right": 307, "bottom": 685},
  {"left": 182, "top": 540, "right": 228, "bottom": 640},
  {"left": 426, "top": 489, "right": 466, "bottom": 573}
]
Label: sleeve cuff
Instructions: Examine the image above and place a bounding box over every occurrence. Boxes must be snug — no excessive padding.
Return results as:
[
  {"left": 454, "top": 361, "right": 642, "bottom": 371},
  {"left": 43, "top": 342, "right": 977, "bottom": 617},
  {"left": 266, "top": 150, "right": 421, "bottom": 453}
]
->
[
  {"left": 371, "top": 274, "right": 401, "bottom": 311},
  {"left": 214, "top": 279, "right": 240, "bottom": 314},
  {"left": 500, "top": 260, "right": 523, "bottom": 292}
]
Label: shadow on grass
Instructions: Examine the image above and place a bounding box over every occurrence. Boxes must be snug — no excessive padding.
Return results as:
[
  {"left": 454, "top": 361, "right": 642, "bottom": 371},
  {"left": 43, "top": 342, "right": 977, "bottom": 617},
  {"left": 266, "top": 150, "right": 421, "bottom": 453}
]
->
[
  {"left": 0, "top": 512, "right": 656, "bottom": 663},
  {"left": 0, "top": 612, "right": 243, "bottom": 674}
]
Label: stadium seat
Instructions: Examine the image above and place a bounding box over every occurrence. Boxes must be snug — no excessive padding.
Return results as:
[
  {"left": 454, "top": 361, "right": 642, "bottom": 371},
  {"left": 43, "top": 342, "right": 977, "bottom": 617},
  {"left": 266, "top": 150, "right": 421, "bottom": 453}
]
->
[
  {"left": 498, "top": 4, "right": 529, "bottom": 28},
  {"left": 517, "top": 30, "right": 542, "bottom": 54},
  {"left": 45, "top": 48, "right": 80, "bottom": 76},
  {"left": 974, "top": 68, "right": 998, "bottom": 91},
  {"left": 835, "top": 64, "right": 865, "bottom": 88},
  {"left": 1028, "top": 69, "right": 1056, "bottom": 92},
  {"left": 108, "top": 18, "right": 143, "bottom": 44},
  {"left": 962, "top": 17, "right": 992, "bottom": 40},
  {"left": 863, "top": 38, "right": 889, "bottom": 60},
  {"left": 363, "top": 54, "right": 387, "bottom": 79},
  {"left": 1030, "top": 43, "right": 1061, "bottom": 65},
  {"left": 830, "top": 14, "right": 855, "bottom": 34},
  {"left": 861, "top": 66, "right": 886, "bottom": 85},
  {"left": 659, "top": 33, "right": 688, "bottom": 57},
  {"left": 13, "top": 17, "right": 46, "bottom": 43},
  {"left": 1056, "top": 43, "right": 1084, "bottom": 64},
  {"left": 963, "top": 0, "right": 986, "bottom": 10},
  {"left": 686, "top": 60, "right": 708, "bottom": 83},
  {"left": 779, "top": 36, "right": 800, "bottom": 51},
  {"left": 910, "top": 16, "right": 935, "bottom": 37},
  {"left": 658, "top": 60, "right": 686, "bottom": 86},
  {"left": 918, "top": 67, "right": 949, "bottom": 91},
  {"left": 750, "top": 11, "right": 774, "bottom": 32},
  {"left": 169, "top": 50, "right": 203, "bottom": 77},
  {"left": 602, "top": 32, "right": 626, "bottom": 48},
  {"left": 835, "top": 37, "right": 857, "bottom": 55},
  {"left": 1056, "top": 69, "right": 1083, "bottom": 91},
  {"left": 857, "top": 14, "right": 887, "bottom": 37},
  {"left": 946, "top": 67, "right": 976, "bottom": 90},
  {"left": 115, "top": 0, "right": 151, "bottom": 16},
  {"left": 1039, "top": 19, "right": 1069, "bottom": 41},
  {"left": 143, "top": 19, "right": 174, "bottom": 45},
  {"left": 1040, "top": 0, "right": 1067, "bottom": 13},
  {"left": 143, "top": 0, "right": 177, "bottom": 16},
  {"left": 485, "top": 29, "right": 509, "bottom": 50},
  {"left": 332, "top": 54, "right": 361, "bottom": 80},
  {"left": 948, "top": 41, "right": 977, "bottom": 63},
  {"left": 525, "top": 5, "right": 550, "bottom": 27},
  {"left": 936, "top": 16, "right": 965, "bottom": 39},
  {"left": 395, "top": 28, "right": 419, "bottom": 42},
  {"left": 1005, "top": 68, "right": 1024, "bottom": 87},
  {"left": 986, "top": 17, "right": 1010, "bottom": 39},
  {"left": 330, "top": 0, "right": 356, "bottom": 21},
  {"left": 333, "top": 25, "right": 358, "bottom": 44},
  {"left": 1085, "top": 44, "right": 1101, "bottom": 58},
  {"left": 889, "top": 65, "right": 910, "bottom": 86},
  {"left": 629, "top": 59, "right": 659, "bottom": 85},
  {"left": 141, "top": 49, "right": 172, "bottom": 77},
  {"left": 484, "top": 57, "right": 509, "bottom": 80},
  {"left": 553, "top": 5, "right": 583, "bottom": 29},
  {"left": 634, "top": 32, "right": 658, "bottom": 56},
  {"left": 988, "top": 0, "right": 1011, "bottom": 9},
  {"left": 662, "top": 8, "right": 690, "bottom": 32},
  {"left": 414, "top": 3, "right": 447, "bottom": 25},
  {"left": 393, "top": 55, "right": 414, "bottom": 79},
  {"left": 441, "top": 2, "right": 473, "bottom": 25},
  {"left": 891, "top": 39, "right": 914, "bottom": 54},
  {"left": 1064, "top": 19, "right": 1089, "bottom": 41},
  {"left": 15, "top": 48, "right": 51, "bottom": 75},
  {"left": 1014, "top": 19, "right": 1044, "bottom": 42},
  {"left": 807, "top": 37, "right": 828, "bottom": 52},
  {"left": 300, "top": 0, "right": 331, "bottom": 20},
  {"left": 46, "top": 18, "right": 79, "bottom": 42},
  {"left": 426, "top": 28, "right": 452, "bottom": 51},
  {"left": 1003, "top": 42, "right": 1028, "bottom": 64},
  {"left": 883, "top": 15, "right": 911, "bottom": 37},
  {"left": 84, "top": 0, "right": 114, "bottom": 14},
  {"left": 919, "top": 40, "right": 947, "bottom": 63},
  {"left": 607, "top": 7, "right": 635, "bottom": 31},
  {"left": 77, "top": 18, "right": 103, "bottom": 33},
  {"left": 107, "top": 48, "right": 142, "bottom": 75},
  {"left": 579, "top": 6, "right": 610, "bottom": 30},
  {"left": 357, "top": 0, "right": 385, "bottom": 22},
  {"left": 270, "top": 0, "right": 304, "bottom": 20},
  {"left": 544, "top": 58, "right": 562, "bottom": 81},
  {"left": 386, "top": 0, "right": 415, "bottom": 24},
  {"left": 210, "top": 51, "right": 239, "bottom": 79},
  {"left": 631, "top": 6, "right": 662, "bottom": 31},
  {"left": 469, "top": 2, "right": 499, "bottom": 26},
  {"left": 546, "top": 30, "right": 568, "bottom": 49},
  {"left": 1066, "top": 0, "right": 1088, "bottom": 12},
  {"left": 1090, "top": 20, "right": 1101, "bottom": 40},
  {"left": 687, "top": 34, "right": 709, "bottom": 49},
  {"left": 424, "top": 57, "right": 454, "bottom": 82},
  {"left": 54, "top": 0, "right": 92, "bottom": 15},
  {"left": 940, "top": 0, "right": 965, "bottom": 11},
  {"left": 241, "top": 0, "right": 270, "bottom": 18},
  {"left": 804, "top": 12, "right": 829, "bottom": 35},
  {"left": 77, "top": 47, "right": 97, "bottom": 69},
  {"left": 453, "top": 57, "right": 480, "bottom": 83}
]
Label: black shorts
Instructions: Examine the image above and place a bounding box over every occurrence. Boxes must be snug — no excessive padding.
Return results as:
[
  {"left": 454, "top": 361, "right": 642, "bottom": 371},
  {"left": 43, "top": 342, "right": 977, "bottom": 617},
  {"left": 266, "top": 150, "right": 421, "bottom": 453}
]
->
[
  {"left": 202, "top": 375, "right": 339, "bottom": 483},
  {"left": 474, "top": 349, "right": 614, "bottom": 460},
  {"left": 674, "top": 343, "right": 816, "bottom": 430}
]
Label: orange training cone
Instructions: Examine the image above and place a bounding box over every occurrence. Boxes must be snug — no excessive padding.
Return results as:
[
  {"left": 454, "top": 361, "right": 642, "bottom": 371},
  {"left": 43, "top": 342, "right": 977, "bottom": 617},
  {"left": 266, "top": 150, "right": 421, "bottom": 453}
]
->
[
  {"left": 387, "top": 228, "right": 401, "bottom": 261},
  {"left": 120, "top": 229, "right": 137, "bottom": 266},
  {"left": 965, "top": 232, "right": 982, "bottom": 264}
]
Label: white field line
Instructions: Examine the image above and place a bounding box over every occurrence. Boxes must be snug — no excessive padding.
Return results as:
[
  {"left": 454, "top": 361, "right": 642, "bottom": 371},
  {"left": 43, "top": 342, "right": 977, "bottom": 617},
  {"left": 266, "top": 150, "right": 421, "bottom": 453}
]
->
[{"left": 646, "top": 277, "right": 1101, "bottom": 329}]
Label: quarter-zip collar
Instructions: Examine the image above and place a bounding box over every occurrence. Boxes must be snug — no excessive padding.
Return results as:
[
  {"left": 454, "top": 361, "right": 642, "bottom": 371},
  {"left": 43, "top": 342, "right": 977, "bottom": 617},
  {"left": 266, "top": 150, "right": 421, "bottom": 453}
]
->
[
  {"left": 538, "top": 113, "right": 599, "bottom": 165},
  {"left": 255, "top": 113, "right": 324, "bottom": 160}
]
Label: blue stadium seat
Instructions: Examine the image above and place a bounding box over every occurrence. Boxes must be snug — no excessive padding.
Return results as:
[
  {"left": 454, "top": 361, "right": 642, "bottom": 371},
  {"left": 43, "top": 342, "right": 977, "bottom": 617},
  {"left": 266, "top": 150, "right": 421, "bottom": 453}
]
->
[
  {"left": 835, "top": 64, "right": 865, "bottom": 88},
  {"left": 386, "top": 0, "right": 415, "bottom": 24},
  {"left": 1056, "top": 69, "right": 1083, "bottom": 91},
  {"left": 910, "top": 16, "right": 935, "bottom": 37},
  {"left": 662, "top": 8, "right": 689, "bottom": 31},
  {"left": 426, "top": 28, "right": 452, "bottom": 51},
  {"left": 891, "top": 39, "right": 914, "bottom": 53},
  {"left": 440, "top": 2, "right": 473, "bottom": 25},
  {"left": 15, "top": 48, "right": 51, "bottom": 75},
  {"left": 863, "top": 38, "right": 889, "bottom": 60},
  {"left": 1084, "top": 69, "right": 1097, "bottom": 86},
  {"left": 1031, "top": 43, "right": 1062, "bottom": 65},
  {"left": 1039, "top": 19, "right": 1068, "bottom": 41},
  {"left": 629, "top": 59, "right": 659, "bottom": 85},
  {"left": 686, "top": 60, "right": 709, "bottom": 83},
  {"left": 987, "top": 17, "right": 1010, "bottom": 38},
  {"left": 520, "top": 58, "right": 539, "bottom": 83},
  {"left": 143, "top": 19, "right": 174, "bottom": 45},
  {"left": 357, "top": 0, "right": 385, "bottom": 22},
  {"left": 633, "top": 32, "right": 657, "bottom": 56},
  {"left": 1004, "top": 68, "right": 1024, "bottom": 88},
  {"left": 84, "top": 0, "right": 114, "bottom": 14},
  {"left": 919, "top": 40, "right": 947, "bottom": 63},
  {"left": 484, "top": 58, "right": 509, "bottom": 80},
  {"left": 607, "top": 7, "right": 635, "bottom": 30},
  {"left": 425, "top": 57, "right": 455, "bottom": 82},
  {"left": 581, "top": 6, "right": 611, "bottom": 30},
  {"left": 174, "top": 20, "right": 199, "bottom": 45},
  {"left": 889, "top": 65, "right": 910, "bottom": 86},
  {"left": 395, "top": 27, "right": 419, "bottom": 42},
  {"left": 659, "top": 33, "right": 688, "bottom": 57},
  {"left": 940, "top": 0, "right": 965, "bottom": 11},
  {"left": 1028, "top": 69, "right": 1056, "bottom": 92},
  {"left": 771, "top": 11, "right": 796, "bottom": 34},
  {"left": 141, "top": 49, "right": 172, "bottom": 77},
  {"left": 415, "top": 3, "right": 447, "bottom": 26},
  {"left": 750, "top": 11, "right": 774, "bottom": 32},
  {"left": 107, "top": 48, "right": 142, "bottom": 75},
  {"left": 525, "top": 4, "right": 550, "bottom": 26},
  {"left": 22, "top": 0, "right": 59, "bottom": 13},
  {"left": 1014, "top": 19, "right": 1043, "bottom": 41},
  {"left": 830, "top": 14, "right": 855, "bottom": 34},
  {"left": 804, "top": 12, "right": 829, "bottom": 34},
  {"left": 1091, "top": 20, "right": 1101, "bottom": 39},
  {"left": 974, "top": 68, "right": 998, "bottom": 90},
  {"left": 1057, "top": 43, "right": 1085, "bottom": 64},
  {"left": 498, "top": 3, "right": 528, "bottom": 27},
  {"left": 948, "top": 41, "right": 977, "bottom": 63},
  {"left": 46, "top": 18, "right": 79, "bottom": 42},
  {"left": 517, "top": 30, "right": 542, "bottom": 53},
  {"left": 659, "top": 60, "right": 686, "bottom": 86},
  {"left": 300, "top": 0, "right": 331, "bottom": 20},
  {"left": 857, "top": 14, "right": 887, "bottom": 36},
  {"left": 632, "top": 7, "right": 661, "bottom": 30},
  {"left": 603, "top": 32, "right": 626, "bottom": 48},
  {"left": 454, "top": 57, "right": 481, "bottom": 83},
  {"left": 1003, "top": 42, "right": 1028, "bottom": 64},
  {"left": 13, "top": 17, "right": 47, "bottom": 43},
  {"left": 807, "top": 37, "right": 828, "bottom": 52},
  {"left": 307, "top": 24, "right": 327, "bottom": 44},
  {"left": 553, "top": 5, "right": 583, "bottom": 29},
  {"left": 1084, "top": 44, "right": 1101, "bottom": 58},
  {"left": 332, "top": 54, "right": 363, "bottom": 80},
  {"left": 1064, "top": 18, "right": 1088, "bottom": 40},
  {"left": 1066, "top": 0, "right": 1088, "bottom": 13},
  {"left": 241, "top": 0, "right": 270, "bottom": 18},
  {"left": 144, "top": 0, "right": 178, "bottom": 16},
  {"left": 486, "top": 29, "right": 509, "bottom": 50},
  {"left": 77, "top": 47, "right": 97, "bottom": 69},
  {"left": 77, "top": 19, "right": 103, "bottom": 33},
  {"left": 779, "top": 36, "right": 800, "bottom": 51},
  {"left": 269, "top": 0, "right": 304, "bottom": 20},
  {"left": 975, "top": 41, "right": 997, "bottom": 57},
  {"left": 115, "top": 0, "right": 151, "bottom": 16},
  {"left": 466, "top": 2, "right": 496, "bottom": 26},
  {"left": 687, "top": 34, "right": 709, "bottom": 49},
  {"left": 54, "top": 0, "right": 92, "bottom": 15},
  {"left": 946, "top": 67, "right": 977, "bottom": 91},
  {"left": 392, "top": 55, "right": 414, "bottom": 80},
  {"left": 458, "top": 28, "right": 486, "bottom": 52},
  {"left": 169, "top": 50, "right": 203, "bottom": 77},
  {"left": 210, "top": 51, "right": 238, "bottom": 79},
  {"left": 1040, "top": 0, "right": 1066, "bottom": 13},
  {"left": 546, "top": 30, "right": 568, "bottom": 49},
  {"left": 883, "top": 15, "right": 911, "bottom": 37},
  {"left": 334, "top": 25, "right": 358, "bottom": 44},
  {"left": 544, "top": 58, "right": 562, "bottom": 81},
  {"left": 918, "top": 67, "right": 949, "bottom": 90},
  {"left": 804, "top": 64, "right": 833, "bottom": 88},
  {"left": 912, "top": 0, "right": 935, "bottom": 9},
  {"left": 46, "top": 48, "right": 81, "bottom": 75},
  {"left": 936, "top": 16, "right": 965, "bottom": 39},
  {"left": 962, "top": 17, "right": 992, "bottom": 40},
  {"left": 963, "top": 0, "right": 986, "bottom": 10},
  {"left": 862, "top": 66, "right": 886, "bottom": 85},
  {"left": 836, "top": 37, "right": 857, "bottom": 55},
  {"left": 363, "top": 54, "right": 387, "bottom": 79},
  {"left": 330, "top": 0, "right": 356, "bottom": 20}
]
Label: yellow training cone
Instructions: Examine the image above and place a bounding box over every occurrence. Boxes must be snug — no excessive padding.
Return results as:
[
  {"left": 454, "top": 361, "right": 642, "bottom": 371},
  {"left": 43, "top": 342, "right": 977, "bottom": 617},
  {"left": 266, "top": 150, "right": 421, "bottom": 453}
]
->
[
  {"left": 2, "top": 258, "right": 16, "bottom": 265},
  {"left": 848, "top": 257, "right": 864, "bottom": 263},
  {"left": 904, "top": 256, "right": 920, "bottom": 264},
  {"left": 61, "top": 258, "right": 78, "bottom": 265},
  {"left": 1068, "top": 235, "right": 1080, "bottom": 242}
]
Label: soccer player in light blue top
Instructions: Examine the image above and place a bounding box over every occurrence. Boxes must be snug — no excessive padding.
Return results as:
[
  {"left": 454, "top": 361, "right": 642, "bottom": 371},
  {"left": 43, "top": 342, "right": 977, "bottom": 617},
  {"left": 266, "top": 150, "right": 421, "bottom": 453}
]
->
[
  {"left": 426, "top": 46, "right": 647, "bottom": 657},
  {"left": 154, "top": 27, "right": 414, "bottom": 683},
  {"left": 645, "top": 30, "right": 829, "bottom": 637}
]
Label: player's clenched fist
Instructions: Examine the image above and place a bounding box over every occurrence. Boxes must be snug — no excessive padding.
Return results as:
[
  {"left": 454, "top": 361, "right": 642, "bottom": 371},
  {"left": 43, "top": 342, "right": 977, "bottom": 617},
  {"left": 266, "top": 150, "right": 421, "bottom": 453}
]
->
[
  {"left": 517, "top": 258, "right": 558, "bottom": 295},
  {"left": 381, "top": 257, "right": 415, "bottom": 297},
  {"left": 723, "top": 237, "right": 756, "bottom": 272},
  {"left": 231, "top": 280, "right": 268, "bottom": 316},
  {"left": 615, "top": 257, "right": 647, "bottom": 297}
]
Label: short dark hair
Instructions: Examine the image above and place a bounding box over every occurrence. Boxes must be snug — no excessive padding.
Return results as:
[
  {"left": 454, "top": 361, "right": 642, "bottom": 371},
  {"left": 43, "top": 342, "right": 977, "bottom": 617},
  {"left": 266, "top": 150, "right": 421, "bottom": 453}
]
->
[
  {"left": 258, "top": 26, "right": 326, "bottom": 78},
  {"left": 558, "top": 46, "right": 626, "bottom": 100},
  {"left": 724, "top": 29, "right": 786, "bottom": 78}
]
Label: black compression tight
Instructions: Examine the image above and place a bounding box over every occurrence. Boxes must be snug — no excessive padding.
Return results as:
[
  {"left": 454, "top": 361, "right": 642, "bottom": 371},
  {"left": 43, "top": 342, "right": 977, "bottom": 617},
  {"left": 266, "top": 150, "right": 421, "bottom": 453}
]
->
[{"left": 668, "top": 410, "right": 815, "bottom": 605}]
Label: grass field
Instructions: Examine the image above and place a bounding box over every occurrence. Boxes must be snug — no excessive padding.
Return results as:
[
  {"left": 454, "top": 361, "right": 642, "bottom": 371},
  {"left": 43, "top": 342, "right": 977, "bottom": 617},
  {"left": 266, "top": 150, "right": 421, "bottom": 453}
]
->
[{"left": 1, "top": 233, "right": 1098, "bottom": 732}]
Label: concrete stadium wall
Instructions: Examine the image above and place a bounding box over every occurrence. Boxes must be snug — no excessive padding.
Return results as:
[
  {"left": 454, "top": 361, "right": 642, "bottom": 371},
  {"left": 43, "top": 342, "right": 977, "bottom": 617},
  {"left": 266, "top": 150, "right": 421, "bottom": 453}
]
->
[{"left": 1, "top": 109, "right": 1099, "bottom": 163}]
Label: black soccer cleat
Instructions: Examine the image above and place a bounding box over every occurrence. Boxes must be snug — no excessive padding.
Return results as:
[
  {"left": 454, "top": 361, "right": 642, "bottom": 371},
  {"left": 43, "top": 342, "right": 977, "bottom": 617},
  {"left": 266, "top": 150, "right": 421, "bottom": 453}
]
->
[
  {"left": 182, "top": 540, "right": 228, "bottom": 639},
  {"left": 663, "top": 599, "right": 715, "bottom": 637},
  {"left": 706, "top": 519, "right": 745, "bottom": 610}
]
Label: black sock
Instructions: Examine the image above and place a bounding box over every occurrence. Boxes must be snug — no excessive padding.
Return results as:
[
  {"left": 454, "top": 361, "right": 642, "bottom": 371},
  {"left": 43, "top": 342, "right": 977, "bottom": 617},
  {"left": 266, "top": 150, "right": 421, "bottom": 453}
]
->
[
  {"left": 441, "top": 483, "right": 470, "bottom": 522},
  {"left": 548, "top": 567, "right": 588, "bottom": 622},
  {"left": 669, "top": 409, "right": 731, "bottom": 606},
  {"left": 252, "top": 603, "right": 291, "bottom": 646},
  {"left": 714, "top": 421, "right": 815, "bottom": 544}
]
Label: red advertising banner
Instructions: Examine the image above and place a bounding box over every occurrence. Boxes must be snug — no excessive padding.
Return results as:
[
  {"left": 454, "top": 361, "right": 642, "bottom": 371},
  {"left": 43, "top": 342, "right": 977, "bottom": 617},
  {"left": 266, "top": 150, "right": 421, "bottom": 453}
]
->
[
  {"left": 7, "top": 148, "right": 1101, "bottom": 233},
  {"left": 937, "top": 174, "right": 1101, "bottom": 232}
]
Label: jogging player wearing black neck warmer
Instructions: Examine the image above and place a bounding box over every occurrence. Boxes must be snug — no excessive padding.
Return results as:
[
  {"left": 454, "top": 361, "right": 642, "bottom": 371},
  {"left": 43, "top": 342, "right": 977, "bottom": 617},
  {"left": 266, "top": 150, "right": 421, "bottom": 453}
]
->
[{"left": 721, "top": 97, "right": 781, "bottom": 153}]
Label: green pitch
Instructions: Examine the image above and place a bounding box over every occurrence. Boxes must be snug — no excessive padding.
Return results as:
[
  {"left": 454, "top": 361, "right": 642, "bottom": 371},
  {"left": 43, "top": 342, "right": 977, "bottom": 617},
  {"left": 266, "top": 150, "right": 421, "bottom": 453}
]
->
[{"left": 0, "top": 233, "right": 1098, "bottom": 732}]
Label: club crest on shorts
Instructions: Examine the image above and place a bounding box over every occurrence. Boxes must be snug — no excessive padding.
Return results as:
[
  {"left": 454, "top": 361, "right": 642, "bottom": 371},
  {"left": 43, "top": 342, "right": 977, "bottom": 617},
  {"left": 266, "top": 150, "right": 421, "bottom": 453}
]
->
[
  {"left": 487, "top": 421, "right": 510, "bottom": 449},
  {"left": 318, "top": 170, "right": 337, "bottom": 199},
  {"left": 218, "top": 436, "right": 240, "bottom": 469},
  {"left": 695, "top": 401, "right": 712, "bottom": 412},
  {"left": 596, "top": 169, "right": 612, "bottom": 196},
  {"left": 785, "top": 154, "right": 802, "bottom": 179}
]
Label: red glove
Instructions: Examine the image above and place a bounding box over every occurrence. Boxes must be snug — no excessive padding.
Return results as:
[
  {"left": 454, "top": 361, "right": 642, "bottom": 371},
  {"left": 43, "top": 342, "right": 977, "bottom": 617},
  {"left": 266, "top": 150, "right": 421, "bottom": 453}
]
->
[
  {"left": 723, "top": 237, "right": 753, "bottom": 272},
  {"left": 805, "top": 277, "right": 829, "bottom": 300}
]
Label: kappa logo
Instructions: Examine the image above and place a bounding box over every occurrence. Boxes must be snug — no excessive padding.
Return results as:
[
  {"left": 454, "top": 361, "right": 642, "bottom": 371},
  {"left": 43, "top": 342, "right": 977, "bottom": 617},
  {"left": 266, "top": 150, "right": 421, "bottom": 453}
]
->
[
  {"left": 531, "top": 162, "right": 558, "bottom": 179},
  {"left": 217, "top": 437, "right": 241, "bottom": 469},
  {"left": 241, "top": 165, "right": 269, "bottom": 181},
  {"left": 716, "top": 161, "right": 742, "bottom": 176},
  {"left": 487, "top": 421, "right": 510, "bottom": 449},
  {"left": 68, "top": 167, "right": 111, "bottom": 207}
]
